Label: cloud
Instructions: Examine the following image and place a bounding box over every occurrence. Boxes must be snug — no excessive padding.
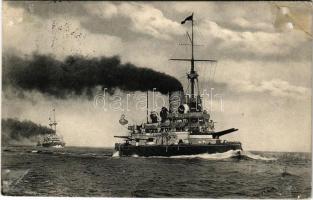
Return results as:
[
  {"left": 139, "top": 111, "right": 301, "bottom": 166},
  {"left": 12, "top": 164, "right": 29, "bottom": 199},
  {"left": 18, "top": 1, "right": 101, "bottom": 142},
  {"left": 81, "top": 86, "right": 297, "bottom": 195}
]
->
[
  {"left": 5, "top": 1, "right": 311, "bottom": 62},
  {"left": 124, "top": 3, "right": 184, "bottom": 39},
  {"left": 85, "top": 2, "right": 185, "bottom": 40},
  {"left": 171, "top": 1, "right": 311, "bottom": 61},
  {"left": 231, "top": 79, "right": 310, "bottom": 99},
  {"left": 195, "top": 19, "right": 310, "bottom": 61},
  {"left": 172, "top": 2, "right": 273, "bottom": 27},
  {"left": 229, "top": 17, "right": 274, "bottom": 32},
  {"left": 3, "top": 2, "right": 123, "bottom": 58},
  {"left": 84, "top": 2, "right": 118, "bottom": 19}
]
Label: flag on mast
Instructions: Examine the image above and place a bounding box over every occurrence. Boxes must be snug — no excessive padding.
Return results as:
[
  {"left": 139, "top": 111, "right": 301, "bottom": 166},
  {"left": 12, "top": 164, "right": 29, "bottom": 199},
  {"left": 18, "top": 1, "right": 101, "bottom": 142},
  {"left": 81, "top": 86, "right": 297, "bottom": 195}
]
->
[{"left": 181, "top": 13, "right": 193, "bottom": 24}]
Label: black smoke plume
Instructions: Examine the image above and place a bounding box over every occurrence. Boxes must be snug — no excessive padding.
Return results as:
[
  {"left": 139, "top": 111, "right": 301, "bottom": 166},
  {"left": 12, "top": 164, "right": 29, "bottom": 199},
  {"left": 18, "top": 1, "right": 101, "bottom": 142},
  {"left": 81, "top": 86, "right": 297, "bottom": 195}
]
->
[
  {"left": 3, "top": 54, "right": 183, "bottom": 97},
  {"left": 2, "top": 118, "right": 55, "bottom": 146}
]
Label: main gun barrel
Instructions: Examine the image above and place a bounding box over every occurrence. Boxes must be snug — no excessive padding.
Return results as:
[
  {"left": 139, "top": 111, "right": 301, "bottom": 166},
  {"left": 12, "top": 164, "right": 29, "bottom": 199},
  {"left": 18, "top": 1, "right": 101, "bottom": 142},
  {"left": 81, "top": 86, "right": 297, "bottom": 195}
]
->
[{"left": 212, "top": 128, "right": 238, "bottom": 139}]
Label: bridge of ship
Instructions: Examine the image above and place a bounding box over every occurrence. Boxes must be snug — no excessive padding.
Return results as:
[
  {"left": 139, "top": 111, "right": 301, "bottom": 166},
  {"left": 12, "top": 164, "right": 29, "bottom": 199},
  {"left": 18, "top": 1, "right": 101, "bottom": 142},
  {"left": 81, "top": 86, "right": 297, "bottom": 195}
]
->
[{"left": 128, "top": 111, "right": 214, "bottom": 134}]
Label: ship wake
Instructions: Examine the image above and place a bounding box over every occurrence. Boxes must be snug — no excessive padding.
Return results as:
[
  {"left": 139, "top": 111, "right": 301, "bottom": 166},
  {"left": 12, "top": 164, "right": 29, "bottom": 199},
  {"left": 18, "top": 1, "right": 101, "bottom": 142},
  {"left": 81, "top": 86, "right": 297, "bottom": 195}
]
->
[
  {"left": 112, "top": 151, "right": 120, "bottom": 157},
  {"left": 169, "top": 150, "right": 277, "bottom": 161},
  {"left": 239, "top": 151, "right": 277, "bottom": 161},
  {"left": 125, "top": 150, "right": 277, "bottom": 161},
  {"left": 168, "top": 150, "right": 243, "bottom": 160}
]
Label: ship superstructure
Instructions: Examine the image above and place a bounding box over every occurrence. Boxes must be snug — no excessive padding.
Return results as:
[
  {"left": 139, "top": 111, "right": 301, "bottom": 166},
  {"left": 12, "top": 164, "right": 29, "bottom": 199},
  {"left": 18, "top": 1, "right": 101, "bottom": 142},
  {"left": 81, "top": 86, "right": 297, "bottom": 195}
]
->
[
  {"left": 114, "top": 13, "right": 242, "bottom": 157},
  {"left": 38, "top": 109, "right": 65, "bottom": 148}
]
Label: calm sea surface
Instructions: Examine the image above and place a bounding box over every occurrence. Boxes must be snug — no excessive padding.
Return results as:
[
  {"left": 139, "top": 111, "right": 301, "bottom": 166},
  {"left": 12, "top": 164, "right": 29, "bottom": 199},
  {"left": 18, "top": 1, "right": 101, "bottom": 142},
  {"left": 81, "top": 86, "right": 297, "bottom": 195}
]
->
[{"left": 1, "top": 146, "right": 311, "bottom": 198}]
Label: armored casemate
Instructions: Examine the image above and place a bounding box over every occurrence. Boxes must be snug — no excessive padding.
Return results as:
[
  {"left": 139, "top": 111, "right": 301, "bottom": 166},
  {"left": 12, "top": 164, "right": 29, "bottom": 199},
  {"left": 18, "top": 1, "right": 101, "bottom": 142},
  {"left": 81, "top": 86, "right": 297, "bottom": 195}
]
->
[{"left": 114, "top": 13, "right": 242, "bottom": 157}]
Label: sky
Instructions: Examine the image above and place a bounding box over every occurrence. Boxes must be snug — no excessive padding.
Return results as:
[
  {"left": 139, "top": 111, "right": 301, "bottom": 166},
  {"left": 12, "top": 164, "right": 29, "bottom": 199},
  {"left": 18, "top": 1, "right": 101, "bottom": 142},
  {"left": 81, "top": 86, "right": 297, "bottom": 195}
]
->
[{"left": 2, "top": 1, "right": 312, "bottom": 152}]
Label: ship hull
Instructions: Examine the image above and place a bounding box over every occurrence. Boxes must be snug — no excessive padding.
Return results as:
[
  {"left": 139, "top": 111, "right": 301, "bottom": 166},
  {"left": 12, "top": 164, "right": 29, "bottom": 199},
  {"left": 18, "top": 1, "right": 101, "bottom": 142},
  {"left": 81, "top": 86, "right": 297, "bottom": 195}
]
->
[
  {"left": 41, "top": 142, "right": 65, "bottom": 148},
  {"left": 115, "top": 143, "right": 242, "bottom": 157}
]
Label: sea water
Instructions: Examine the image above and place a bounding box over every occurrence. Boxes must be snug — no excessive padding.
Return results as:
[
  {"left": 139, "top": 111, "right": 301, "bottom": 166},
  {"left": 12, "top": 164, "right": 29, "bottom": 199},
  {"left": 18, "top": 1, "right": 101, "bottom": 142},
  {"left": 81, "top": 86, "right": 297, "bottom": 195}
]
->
[{"left": 2, "top": 146, "right": 311, "bottom": 198}]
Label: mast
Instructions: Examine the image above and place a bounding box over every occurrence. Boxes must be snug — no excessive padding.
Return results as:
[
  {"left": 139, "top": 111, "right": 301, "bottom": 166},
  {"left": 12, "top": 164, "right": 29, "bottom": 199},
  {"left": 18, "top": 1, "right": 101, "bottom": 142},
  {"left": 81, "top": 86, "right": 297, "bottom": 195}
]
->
[
  {"left": 170, "top": 13, "right": 217, "bottom": 111},
  {"left": 190, "top": 14, "right": 195, "bottom": 98},
  {"left": 51, "top": 108, "right": 57, "bottom": 133},
  {"left": 146, "top": 91, "right": 149, "bottom": 123}
]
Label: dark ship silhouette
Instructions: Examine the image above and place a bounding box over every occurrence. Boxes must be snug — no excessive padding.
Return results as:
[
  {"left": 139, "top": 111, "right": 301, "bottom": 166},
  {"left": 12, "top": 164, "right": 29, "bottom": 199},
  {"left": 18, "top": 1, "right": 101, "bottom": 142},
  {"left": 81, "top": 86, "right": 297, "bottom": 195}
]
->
[
  {"left": 37, "top": 109, "right": 65, "bottom": 148},
  {"left": 114, "top": 13, "right": 242, "bottom": 157}
]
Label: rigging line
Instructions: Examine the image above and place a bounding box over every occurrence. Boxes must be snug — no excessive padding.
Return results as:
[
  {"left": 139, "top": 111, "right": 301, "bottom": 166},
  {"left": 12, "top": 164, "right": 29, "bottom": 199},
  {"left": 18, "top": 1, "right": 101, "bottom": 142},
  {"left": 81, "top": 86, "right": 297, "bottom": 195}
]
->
[
  {"left": 196, "top": 62, "right": 201, "bottom": 89},
  {"left": 201, "top": 62, "right": 208, "bottom": 89},
  {"left": 185, "top": 75, "right": 189, "bottom": 93},
  {"left": 194, "top": 25, "right": 205, "bottom": 46},
  {"left": 211, "top": 64, "right": 214, "bottom": 84},
  {"left": 184, "top": 33, "right": 190, "bottom": 59},
  {"left": 186, "top": 81, "right": 190, "bottom": 94},
  {"left": 176, "top": 69, "right": 188, "bottom": 89},
  {"left": 196, "top": 22, "right": 207, "bottom": 43},
  {"left": 207, "top": 64, "right": 211, "bottom": 83},
  {"left": 211, "top": 63, "right": 216, "bottom": 83},
  {"left": 196, "top": 79, "right": 200, "bottom": 96},
  {"left": 194, "top": 24, "right": 214, "bottom": 87},
  {"left": 208, "top": 62, "right": 213, "bottom": 83},
  {"left": 193, "top": 26, "right": 201, "bottom": 48},
  {"left": 212, "top": 62, "right": 217, "bottom": 84},
  {"left": 169, "top": 32, "right": 187, "bottom": 60},
  {"left": 204, "top": 63, "right": 210, "bottom": 89},
  {"left": 211, "top": 61, "right": 216, "bottom": 83},
  {"left": 194, "top": 24, "right": 209, "bottom": 48}
]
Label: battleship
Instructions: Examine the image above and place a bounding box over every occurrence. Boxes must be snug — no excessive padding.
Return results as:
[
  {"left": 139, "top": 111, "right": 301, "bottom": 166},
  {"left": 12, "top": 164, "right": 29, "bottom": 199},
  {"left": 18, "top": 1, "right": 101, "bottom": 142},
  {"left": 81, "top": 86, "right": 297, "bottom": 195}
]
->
[
  {"left": 114, "top": 13, "right": 242, "bottom": 157},
  {"left": 37, "top": 109, "right": 65, "bottom": 148}
]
